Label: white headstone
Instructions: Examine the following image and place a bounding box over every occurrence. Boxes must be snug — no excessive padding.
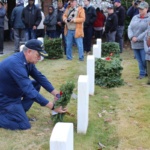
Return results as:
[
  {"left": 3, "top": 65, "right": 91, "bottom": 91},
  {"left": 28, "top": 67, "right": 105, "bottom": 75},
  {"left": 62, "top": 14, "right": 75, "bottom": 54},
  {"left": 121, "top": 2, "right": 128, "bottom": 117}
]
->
[
  {"left": 20, "top": 44, "right": 25, "bottom": 52},
  {"left": 96, "top": 38, "right": 102, "bottom": 58},
  {"left": 77, "top": 75, "right": 89, "bottom": 134},
  {"left": 50, "top": 122, "right": 74, "bottom": 150},
  {"left": 37, "top": 37, "right": 44, "bottom": 43},
  {"left": 93, "top": 44, "right": 100, "bottom": 58},
  {"left": 87, "top": 55, "right": 95, "bottom": 95}
]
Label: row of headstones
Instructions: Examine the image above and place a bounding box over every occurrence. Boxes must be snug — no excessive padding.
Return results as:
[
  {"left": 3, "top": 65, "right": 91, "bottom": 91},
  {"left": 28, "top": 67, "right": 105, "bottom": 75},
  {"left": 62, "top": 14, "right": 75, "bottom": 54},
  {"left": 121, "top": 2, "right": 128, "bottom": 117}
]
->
[{"left": 50, "top": 38, "right": 102, "bottom": 150}]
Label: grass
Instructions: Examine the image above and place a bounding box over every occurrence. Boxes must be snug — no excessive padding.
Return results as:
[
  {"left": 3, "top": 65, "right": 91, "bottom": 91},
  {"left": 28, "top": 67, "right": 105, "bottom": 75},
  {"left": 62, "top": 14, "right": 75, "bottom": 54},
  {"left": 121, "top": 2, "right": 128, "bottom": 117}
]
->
[{"left": 0, "top": 46, "right": 150, "bottom": 150}]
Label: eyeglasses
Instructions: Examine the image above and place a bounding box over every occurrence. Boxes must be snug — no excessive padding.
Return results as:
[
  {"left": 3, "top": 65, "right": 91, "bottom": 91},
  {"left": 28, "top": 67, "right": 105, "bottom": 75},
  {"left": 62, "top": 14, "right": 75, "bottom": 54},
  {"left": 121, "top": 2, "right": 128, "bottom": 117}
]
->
[{"left": 49, "top": 9, "right": 53, "bottom": 10}]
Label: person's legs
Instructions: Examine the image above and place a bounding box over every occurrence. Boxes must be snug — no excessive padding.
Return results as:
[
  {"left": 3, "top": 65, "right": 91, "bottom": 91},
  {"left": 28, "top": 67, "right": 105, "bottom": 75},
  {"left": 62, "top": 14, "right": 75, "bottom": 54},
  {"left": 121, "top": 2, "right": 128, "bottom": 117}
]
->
[
  {"left": 66, "top": 30, "right": 74, "bottom": 60},
  {"left": 31, "top": 29, "right": 37, "bottom": 39},
  {"left": 20, "top": 29, "right": 26, "bottom": 42},
  {"left": 0, "top": 28, "right": 4, "bottom": 54},
  {"left": 75, "top": 37, "right": 84, "bottom": 61},
  {"left": 13, "top": 29, "right": 20, "bottom": 51},
  {"left": 83, "top": 26, "right": 93, "bottom": 53},
  {"left": 0, "top": 104, "right": 31, "bottom": 130},
  {"left": 22, "top": 80, "right": 41, "bottom": 112},
  {"left": 116, "top": 26, "right": 124, "bottom": 53},
  {"left": 133, "top": 49, "right": 146, "bottom": 77},
  {"left": 108, "top": 31, "right": 116, "bottom": 42}
]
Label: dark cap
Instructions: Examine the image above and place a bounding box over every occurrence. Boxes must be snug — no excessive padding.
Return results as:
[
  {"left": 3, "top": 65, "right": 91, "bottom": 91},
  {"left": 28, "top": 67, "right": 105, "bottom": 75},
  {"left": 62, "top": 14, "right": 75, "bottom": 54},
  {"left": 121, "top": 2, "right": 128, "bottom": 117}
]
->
[
  {"left": 138, "top": 1, "right": 149, "bottom": 9},
  {"left": 114, "top": 0, "right": 121, "bottom": 3},
  {"left": 107, "top": 4, "right": 114, "bottom": 9},
  {"left": 25, "top": 39, "right": 48, "bottom": 57}
]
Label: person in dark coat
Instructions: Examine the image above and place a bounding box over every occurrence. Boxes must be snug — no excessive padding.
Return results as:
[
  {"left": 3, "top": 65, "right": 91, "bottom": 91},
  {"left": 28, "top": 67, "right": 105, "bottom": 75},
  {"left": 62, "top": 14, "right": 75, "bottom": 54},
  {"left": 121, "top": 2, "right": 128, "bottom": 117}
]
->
[
  {"left": 105, "top": 4, "right": 118, "bottom": 42},
  {"left": 56, "top": 2, "right": 66, "bottom": 54},
  {"left": 44, "top": 5, "right": 57, "bottom": 39},
  {"left": 0, "top": 39, "right": 66, "bottom": 130},
  {"left": 0, "top": 0, "right": 6, "bottom": 55},
  {"left": 22, "top": 0, "right": 42, "bottom": 40},
  {"left": 114, "top": 0, "right": 126, "bottom": 53},
  {"left": 83, "top": 0, "right": 97, "bottom": 55},
  {"left": 11, "top": 0, "right": 25, "bottom": 52}
]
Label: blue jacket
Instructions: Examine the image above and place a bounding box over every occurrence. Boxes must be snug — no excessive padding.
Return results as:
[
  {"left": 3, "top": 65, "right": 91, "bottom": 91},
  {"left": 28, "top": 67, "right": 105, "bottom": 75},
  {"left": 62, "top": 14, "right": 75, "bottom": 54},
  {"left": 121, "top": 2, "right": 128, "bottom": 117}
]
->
[
  {"left": 0, "top": 7, "right": 6, "bottom": 28},
  {"left": 11, "top": 4, "right": 25, "bottom": 29},
  {"left": 0, "top": 52, "right": 54, "bottom": 109},
  {"left": 127, "top": 6, "right": 139, "bottom": 18}
]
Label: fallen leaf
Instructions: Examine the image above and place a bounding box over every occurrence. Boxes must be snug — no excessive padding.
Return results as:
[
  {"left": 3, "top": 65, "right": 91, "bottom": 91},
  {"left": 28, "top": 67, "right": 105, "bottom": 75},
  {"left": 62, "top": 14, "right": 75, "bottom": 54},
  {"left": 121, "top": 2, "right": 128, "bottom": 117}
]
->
[
  {"left": 104, "top": 118, "right": 112, "bottom": 123},
  {"left": 36, "top": 133, "right": 45, "bottom": 136},
  {"left": 97, "top": 113, "right": 102, "bottom": 118}
]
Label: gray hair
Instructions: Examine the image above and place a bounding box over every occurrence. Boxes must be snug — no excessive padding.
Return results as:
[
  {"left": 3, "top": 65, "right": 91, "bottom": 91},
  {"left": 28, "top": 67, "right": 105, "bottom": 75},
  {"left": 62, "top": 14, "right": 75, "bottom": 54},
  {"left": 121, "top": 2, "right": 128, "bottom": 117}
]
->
[{"left": 22, "top": 46, "right": 28, "bottom": 52}]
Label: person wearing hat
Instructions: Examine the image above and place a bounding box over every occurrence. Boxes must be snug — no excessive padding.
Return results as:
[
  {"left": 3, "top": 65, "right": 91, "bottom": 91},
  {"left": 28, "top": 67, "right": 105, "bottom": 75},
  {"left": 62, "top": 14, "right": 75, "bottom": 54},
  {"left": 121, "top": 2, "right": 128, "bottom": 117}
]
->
[
  {"left": 128, "top": 1, "right": 150, "bottom": 79},
  {"left": 105, "top": 4, "right": 118, "bottom": 42},
  {"left": 114, "top": 0, "right": 126, "bottom": 53},
  {"left": 63, "top": 0, "right": 85, "bottom": 61},
  {"left": 0, "top": 39, "right": 66, "bottom": 130},
  {"left": 11, "top": 0, "right": 25, "bottom": 52},
  {"left": 22, "top": 0, "right": 42, "bottom": 40},
  {"left": 0, "top": 0, "right": 6, "bottom": 55}
]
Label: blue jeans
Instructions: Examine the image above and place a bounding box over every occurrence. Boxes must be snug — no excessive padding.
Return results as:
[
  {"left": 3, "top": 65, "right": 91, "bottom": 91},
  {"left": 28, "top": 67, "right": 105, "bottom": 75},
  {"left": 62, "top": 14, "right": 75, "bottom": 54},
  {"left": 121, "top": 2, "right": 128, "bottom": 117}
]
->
[
  {"left": 25, "top": 28, "right": 37, "bottom": 40},
  {"left": 116, "top": 26, "right": 124, "bottom": 53},
  {"left": 133, "top": 49, "right": 146, "bottom": 77},
  {"left": 66, "top": 30, "right": 84, "bottom": 60}
]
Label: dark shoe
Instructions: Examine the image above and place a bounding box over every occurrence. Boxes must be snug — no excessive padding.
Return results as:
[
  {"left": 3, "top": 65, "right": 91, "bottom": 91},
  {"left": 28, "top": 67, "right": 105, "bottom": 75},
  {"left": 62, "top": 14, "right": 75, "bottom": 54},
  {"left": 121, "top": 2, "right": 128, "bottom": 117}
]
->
[
  {"left": 136, "top": 76, "right": 146, "bottom": 79},
  {"left": 79, "top": 58, "right": 84, "bottom": 61},
  {"left": 0, "top": 52, "right": 3, "bottom": 54}
]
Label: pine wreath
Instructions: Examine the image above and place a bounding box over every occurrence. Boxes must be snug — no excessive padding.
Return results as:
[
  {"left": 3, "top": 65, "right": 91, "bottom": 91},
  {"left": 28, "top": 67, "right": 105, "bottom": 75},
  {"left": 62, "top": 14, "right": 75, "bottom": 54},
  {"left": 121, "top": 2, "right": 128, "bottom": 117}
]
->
[{"left": 51, "top": 81, "right": 75, "bottom": 123}]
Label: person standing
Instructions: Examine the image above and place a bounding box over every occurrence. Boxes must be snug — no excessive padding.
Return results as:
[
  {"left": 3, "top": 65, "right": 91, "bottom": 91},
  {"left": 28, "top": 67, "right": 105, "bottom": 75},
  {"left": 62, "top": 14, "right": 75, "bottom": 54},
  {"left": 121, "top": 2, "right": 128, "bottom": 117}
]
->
[
  {"left": 56, "top": 1, "right": 66, "bottom": 54},
  {"left": 44, "top": 5, "right": 57, "bottom": 39},
  {"left": 144, "top": 30, "right": 150, "bottom": 84},
  {"left": 128, "top": 1, "right": 150, "bottom": 79},
  {"left": 11, "top": 0, "right": 25, "bottom": 52},
  {"left": 114, "top": 0, "right": 126, "bottom": 53},
  {"left": 0, "top": 0, "right": 6, "bottom": 55},
  {"left": 22, "top": 0, "right": 41, "bottom": 40},
  {"left": 83, "top": 0, "right": 97, "bottom": 55},
  {"left": 63, "top": 0, "right": 85, "bottom": 61},
  {"left": 36, "top": 4, "right": 45, "bottom": 38},
  {"left": 93, "top": 8, "right": 106, "bottom": 39},
  {"left": 105, "top": 4, "right": 118, "bottom": 42}
]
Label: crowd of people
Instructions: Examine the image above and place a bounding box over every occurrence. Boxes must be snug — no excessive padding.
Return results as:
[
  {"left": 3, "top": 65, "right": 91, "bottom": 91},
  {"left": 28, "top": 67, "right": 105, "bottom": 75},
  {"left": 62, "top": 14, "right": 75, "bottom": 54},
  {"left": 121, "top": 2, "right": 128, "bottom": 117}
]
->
[{"left": 1, "top": 0, "right": 150, "bottom": 80}]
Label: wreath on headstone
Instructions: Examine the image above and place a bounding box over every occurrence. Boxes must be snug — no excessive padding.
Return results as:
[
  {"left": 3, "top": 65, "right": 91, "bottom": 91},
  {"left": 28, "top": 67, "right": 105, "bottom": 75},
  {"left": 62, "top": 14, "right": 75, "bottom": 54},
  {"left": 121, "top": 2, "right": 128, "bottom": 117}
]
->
[{"left": 51, "top": 81, "right": 75, "bottom": 123}]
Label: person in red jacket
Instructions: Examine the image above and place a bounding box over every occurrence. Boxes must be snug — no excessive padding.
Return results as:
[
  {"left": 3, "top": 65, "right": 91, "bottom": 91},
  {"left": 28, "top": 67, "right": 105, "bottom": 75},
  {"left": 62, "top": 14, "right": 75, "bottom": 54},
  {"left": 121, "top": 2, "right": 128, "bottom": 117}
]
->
[{"left": 93, "top": 8, "right": 106, "bottom": 39}]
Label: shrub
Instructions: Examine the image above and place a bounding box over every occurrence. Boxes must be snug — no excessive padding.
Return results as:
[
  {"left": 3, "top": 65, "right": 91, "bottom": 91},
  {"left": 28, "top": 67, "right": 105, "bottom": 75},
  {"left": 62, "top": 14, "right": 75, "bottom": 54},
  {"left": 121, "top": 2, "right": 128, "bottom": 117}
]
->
[
  {"left": 51, "top": 81, "right": 75, "bottom": 123},
  {"left": 102, "top": 42, "right": 120, "bottom": 57},
  {"left": 95, "top": 57, "right": 124, "bottom": 88},
  {"left": 44, "top": 38, "right": 63, "bottom": 59}
]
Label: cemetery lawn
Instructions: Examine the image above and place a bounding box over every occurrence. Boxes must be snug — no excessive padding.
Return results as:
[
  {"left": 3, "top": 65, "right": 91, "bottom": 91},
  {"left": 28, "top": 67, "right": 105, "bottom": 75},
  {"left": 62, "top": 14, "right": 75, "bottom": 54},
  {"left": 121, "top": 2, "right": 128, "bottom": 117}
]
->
[{"left": 0, "top": 47, "right": 150, "bottom": 150}]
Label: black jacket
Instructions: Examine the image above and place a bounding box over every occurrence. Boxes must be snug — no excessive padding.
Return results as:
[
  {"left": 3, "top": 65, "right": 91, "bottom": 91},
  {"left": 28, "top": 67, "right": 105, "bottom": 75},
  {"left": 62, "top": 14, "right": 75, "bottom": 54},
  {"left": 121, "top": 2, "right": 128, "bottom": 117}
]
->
[
  {"left": 105, "top": 13, "right": 118, "bottom": 33},
  {"left": 22, "top": 4, "right": 41, "bottom": 28},
  {"left": 84, "top": 6, "right": 97, "bottom": 27},
  {"left": 115, "top": 6, "right": 126, "bottom": 26}
]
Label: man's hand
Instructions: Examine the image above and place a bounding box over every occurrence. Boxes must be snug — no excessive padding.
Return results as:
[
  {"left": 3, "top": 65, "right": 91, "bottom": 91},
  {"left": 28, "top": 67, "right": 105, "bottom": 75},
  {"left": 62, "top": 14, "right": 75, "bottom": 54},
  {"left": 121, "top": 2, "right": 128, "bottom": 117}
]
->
[
  {"left": 54, "top": 106, "right": 67, "bottom": 113},
  {"left": 57, "top": 22, "right": 62, "bottom": 26},
  {"left": 33, "top": 26, "right": 37, "bottom": 30}
]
